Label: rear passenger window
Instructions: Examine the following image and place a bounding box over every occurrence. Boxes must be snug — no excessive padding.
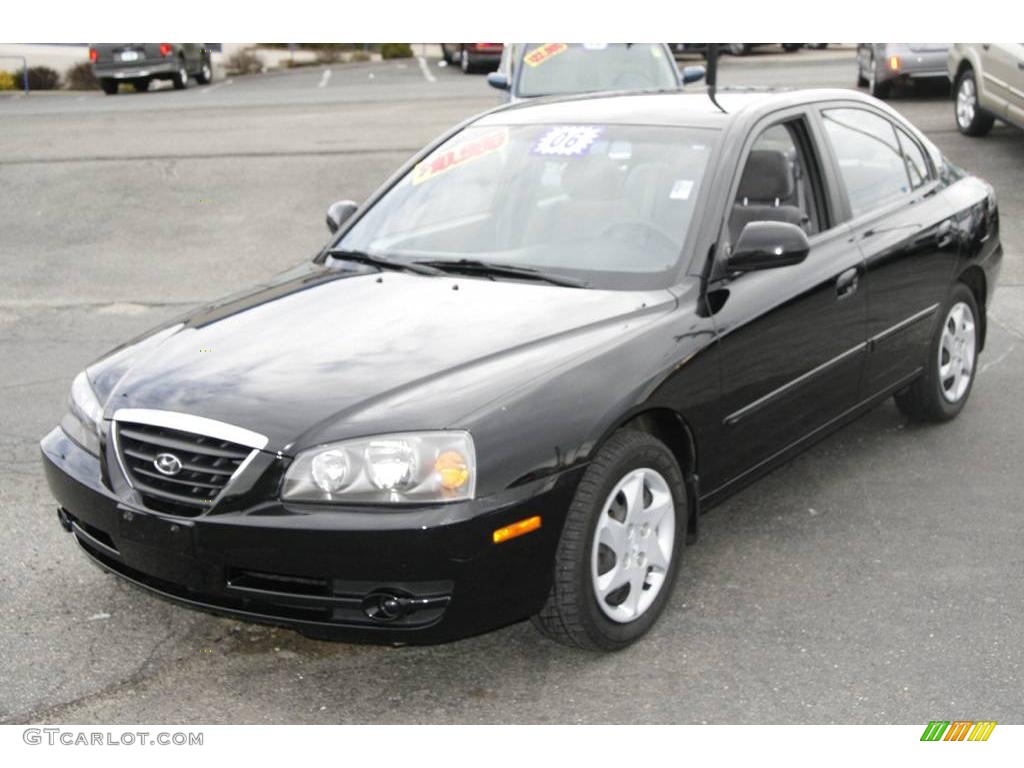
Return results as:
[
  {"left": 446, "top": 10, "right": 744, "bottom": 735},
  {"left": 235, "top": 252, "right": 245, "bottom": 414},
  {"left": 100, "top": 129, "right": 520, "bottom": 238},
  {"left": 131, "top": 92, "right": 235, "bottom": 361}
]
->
[
  {"left": 822, "top": 108, "right": 911, "bottom": 218},
  {"left": 896, "top": 128, "right": 930, "bottom": 189}
]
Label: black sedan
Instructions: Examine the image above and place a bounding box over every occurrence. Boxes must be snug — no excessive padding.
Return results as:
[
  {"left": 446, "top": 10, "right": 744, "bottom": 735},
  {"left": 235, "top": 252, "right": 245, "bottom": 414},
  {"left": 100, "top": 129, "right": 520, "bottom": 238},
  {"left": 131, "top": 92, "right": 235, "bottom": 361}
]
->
[{"left": 41, "top": 89, "right": 1001, "bottom": 650}]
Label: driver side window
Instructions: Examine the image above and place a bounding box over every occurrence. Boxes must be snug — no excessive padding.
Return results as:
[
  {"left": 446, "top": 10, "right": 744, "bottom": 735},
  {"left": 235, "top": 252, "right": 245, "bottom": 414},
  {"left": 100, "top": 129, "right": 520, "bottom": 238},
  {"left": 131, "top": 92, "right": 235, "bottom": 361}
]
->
[{"left": 728, "top": 120, "right": 824, "bottom": 243}]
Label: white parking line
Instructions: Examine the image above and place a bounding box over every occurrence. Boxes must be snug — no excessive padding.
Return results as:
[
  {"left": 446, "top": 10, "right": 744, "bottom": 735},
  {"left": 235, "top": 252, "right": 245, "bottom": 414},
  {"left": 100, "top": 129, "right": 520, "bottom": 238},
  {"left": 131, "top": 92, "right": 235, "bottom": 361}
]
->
[
  {"left": 417, "top": 56, "right": 437, "bottom": 84},
  {"left": 200, "top": 77, "right": 233, "bottom": 94},
  {"left": 318, "top": 69, "right": 331, "bottom": 89}
]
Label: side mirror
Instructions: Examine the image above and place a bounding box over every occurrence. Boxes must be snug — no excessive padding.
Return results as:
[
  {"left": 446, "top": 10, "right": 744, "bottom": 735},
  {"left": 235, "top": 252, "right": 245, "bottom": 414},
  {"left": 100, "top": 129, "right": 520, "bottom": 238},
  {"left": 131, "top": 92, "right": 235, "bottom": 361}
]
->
[
  {"left": 727, "top": 221, "right": 810, "bottom": 272},
  {"left": 486, "top": 72, "right": 510, "bottom": 91},
  {"left": 326, "top": 200, "right": 359, "bottom": 234},
  {"left": 681, "top": 65, "right": 706, "bottom": 85}
]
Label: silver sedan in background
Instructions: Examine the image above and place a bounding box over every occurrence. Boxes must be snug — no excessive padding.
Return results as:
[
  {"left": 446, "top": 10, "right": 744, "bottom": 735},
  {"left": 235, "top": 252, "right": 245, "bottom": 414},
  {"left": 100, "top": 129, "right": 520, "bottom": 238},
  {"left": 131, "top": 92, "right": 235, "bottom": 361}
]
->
[{"left": 857, "top": 43, "right": 950, "bottom": 98}]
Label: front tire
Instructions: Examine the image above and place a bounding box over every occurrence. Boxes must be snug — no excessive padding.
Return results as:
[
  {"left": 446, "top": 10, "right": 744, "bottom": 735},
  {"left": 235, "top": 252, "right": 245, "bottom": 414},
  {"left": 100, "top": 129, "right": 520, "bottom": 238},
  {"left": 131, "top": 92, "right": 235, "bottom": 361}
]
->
[
  {"left": 195, "top": 57, "right": 213, "bottom": 85},
  {"left": 955, "top": 68, "right": 995, "bottom": 136},
  {"left": 460, "top": 47, "right": 474, "bottom": 73},
  {"left": 532, "top": 431, "right": 686, "bottom": 651},
  {"left": 727, "top": 43, "right": 749, "bottom": 56},
  {"left": 894, "top": 284, "right": 980, "bottom": 422},
  {"left": 132, "top": 78, "right": 150, "bottom": 92}
]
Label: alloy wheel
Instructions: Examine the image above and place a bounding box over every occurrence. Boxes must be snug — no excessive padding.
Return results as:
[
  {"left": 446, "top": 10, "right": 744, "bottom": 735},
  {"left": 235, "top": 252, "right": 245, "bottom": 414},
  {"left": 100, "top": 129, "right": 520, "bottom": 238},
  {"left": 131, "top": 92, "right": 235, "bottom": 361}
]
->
[
  {"left": 939, "top": 301, "right": 976, "bottom": 403},
  {"left": 590, "top": 467, "right": 675, "bottom": 623},
  {"left": 957, "top": 77, "right": 977, "bottom": 129}
]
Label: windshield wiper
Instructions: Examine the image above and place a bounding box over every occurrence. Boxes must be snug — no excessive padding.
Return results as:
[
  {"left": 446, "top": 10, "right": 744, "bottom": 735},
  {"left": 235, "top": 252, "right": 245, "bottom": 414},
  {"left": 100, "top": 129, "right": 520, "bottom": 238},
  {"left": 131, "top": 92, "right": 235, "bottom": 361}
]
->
[
  {"left": 414, "top": 258, "right": 588, "bottom": 288},
  {"left": 326, "top": 249, "right": 442, "bottom": 276}
]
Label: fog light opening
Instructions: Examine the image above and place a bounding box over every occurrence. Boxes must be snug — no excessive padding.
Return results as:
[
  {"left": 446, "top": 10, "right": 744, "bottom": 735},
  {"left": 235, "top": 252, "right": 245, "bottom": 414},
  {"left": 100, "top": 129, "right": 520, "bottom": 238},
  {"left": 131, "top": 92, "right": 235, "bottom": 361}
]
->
[{"left": 362, "top": 591, "right": 412, "bottom": 622}]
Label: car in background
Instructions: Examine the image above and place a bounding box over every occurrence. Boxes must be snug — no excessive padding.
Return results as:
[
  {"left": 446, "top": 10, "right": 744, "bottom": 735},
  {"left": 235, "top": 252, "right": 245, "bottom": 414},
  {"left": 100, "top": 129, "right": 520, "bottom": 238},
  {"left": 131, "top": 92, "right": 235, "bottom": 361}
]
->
[
  {"left": 856, "top": 43, "right": 950, "bottom": 98},
  {"left": 486, "top": 43, "right": 702, "bottom": 102},
  {"left": 90, "top": 43, "right": 212, "bottom": 94},
  {"left": 725, "top": 43, "right": 803, "bottom": 55},
  {"left": 948, "top": 44, "right": 1024, "bottom": 136},
  {"left": 440, "top": 43, "right": 503, "bottom": 74}
]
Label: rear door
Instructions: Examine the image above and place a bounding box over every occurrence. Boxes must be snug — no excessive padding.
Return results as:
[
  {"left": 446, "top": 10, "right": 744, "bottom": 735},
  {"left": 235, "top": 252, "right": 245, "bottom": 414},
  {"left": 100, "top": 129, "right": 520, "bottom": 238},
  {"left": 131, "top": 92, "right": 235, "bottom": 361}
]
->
[
  {"left": 704, "top": 109, "right": 866, "bottom": 492},
  {"left": 816, "top": 105, "right": 958, "bottom": 396}
]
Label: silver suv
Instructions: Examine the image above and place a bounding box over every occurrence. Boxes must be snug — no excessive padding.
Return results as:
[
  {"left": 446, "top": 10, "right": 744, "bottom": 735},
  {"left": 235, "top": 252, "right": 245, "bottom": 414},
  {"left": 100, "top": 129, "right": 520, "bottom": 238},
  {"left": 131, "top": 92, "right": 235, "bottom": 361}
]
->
[{"left": 948, "top": 44, "right": 1024, "bottom": 136}]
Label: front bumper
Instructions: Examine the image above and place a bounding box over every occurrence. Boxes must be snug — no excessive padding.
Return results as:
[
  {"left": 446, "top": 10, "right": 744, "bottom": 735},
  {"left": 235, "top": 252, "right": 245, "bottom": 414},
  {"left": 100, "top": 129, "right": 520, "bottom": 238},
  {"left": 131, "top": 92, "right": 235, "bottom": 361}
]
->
[{"left": 41, "top": 427, "right": 582, "bottom": 643}]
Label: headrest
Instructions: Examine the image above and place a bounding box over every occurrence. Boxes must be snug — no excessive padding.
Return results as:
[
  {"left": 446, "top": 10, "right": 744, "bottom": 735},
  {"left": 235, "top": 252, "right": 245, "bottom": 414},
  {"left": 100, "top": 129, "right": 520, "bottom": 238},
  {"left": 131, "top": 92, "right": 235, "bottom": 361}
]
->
[{"left": 736, "top": 149, "right": 794, "bottom": 202}]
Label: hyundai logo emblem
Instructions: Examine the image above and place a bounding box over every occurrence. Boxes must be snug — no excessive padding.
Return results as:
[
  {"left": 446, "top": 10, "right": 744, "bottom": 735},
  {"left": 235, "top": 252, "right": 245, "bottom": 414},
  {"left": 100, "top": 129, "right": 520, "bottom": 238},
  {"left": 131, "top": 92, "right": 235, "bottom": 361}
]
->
[{"left": 153, "top": 452, "right": 183, "bottom": 476}]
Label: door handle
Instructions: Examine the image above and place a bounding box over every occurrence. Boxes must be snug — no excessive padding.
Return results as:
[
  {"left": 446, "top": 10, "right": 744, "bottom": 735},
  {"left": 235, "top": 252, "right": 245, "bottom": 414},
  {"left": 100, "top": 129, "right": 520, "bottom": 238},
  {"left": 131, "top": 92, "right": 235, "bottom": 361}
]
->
[
  {"left": 1017, "top": 61, "right": 1024, "bottom": 71},
  {"left": 836, "top": 268, "right": 859, "bottom": 299}
]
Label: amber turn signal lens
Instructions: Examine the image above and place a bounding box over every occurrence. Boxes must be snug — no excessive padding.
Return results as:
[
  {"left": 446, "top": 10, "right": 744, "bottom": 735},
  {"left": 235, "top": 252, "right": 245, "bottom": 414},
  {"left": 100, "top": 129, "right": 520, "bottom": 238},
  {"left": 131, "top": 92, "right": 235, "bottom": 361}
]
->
[
  {"left": 493, "top": 515, "right": 541, "bottom": 544},
  {"left": 435, "top": 450, "right": 469, "bottom": 491},
  {"left": 888, "top": 55, "right": 900, "bottom": 72}
]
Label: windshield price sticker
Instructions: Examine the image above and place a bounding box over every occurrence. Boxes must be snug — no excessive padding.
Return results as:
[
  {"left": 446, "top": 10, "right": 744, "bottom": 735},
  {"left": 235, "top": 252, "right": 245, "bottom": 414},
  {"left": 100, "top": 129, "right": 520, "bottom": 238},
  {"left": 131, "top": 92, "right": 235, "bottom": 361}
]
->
[
  {"left": 533, "top": 126, "right": 605, "bottom": 157},
  {"left": 411, "top": 128, "right": 508, "bottom": 186},
  {"left": 525, "top": 43, "right": 569, "bottom": 67}
]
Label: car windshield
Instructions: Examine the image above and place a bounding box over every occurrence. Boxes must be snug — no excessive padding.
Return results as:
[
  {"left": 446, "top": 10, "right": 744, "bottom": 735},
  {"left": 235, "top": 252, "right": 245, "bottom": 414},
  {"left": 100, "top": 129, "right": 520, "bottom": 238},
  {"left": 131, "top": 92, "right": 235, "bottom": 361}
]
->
[
  {"left": 516, "top": 43, "right": 679, "bottom": 98},
  {"left": 335, "top": 123, "right": 717, "bottom": 290}
]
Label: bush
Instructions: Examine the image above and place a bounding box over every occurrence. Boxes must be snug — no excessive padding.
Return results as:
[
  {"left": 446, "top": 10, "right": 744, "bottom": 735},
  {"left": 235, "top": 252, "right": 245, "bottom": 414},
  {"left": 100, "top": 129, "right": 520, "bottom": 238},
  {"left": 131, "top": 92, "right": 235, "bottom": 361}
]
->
[
  {"left": 65, "top": 61, "right": 98, "bottom": 90},
  {"left": 13, "top": 66, "right": 60, "bottom": 90},
  {"left": 348, "top": 50, "right": 373, "bottom": 63},
  {"left": 225, "top": 49, "right": 264, "bottom": 75},
  {"left": 0, "top": 70, "right": 16, "bottom": 90},
  {"left": 380, "top": 43, "right": 413, "bottom": 60},
  {"left": 316, "top": 47, "right": 342, "bottom": 64}
]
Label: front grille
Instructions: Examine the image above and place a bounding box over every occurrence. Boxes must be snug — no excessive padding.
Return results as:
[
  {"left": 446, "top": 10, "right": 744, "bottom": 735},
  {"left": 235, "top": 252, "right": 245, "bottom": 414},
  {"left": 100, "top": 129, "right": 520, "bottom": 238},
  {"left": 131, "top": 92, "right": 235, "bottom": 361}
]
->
[{"left": 115, "top": 421, "right": 253, "bottom": 517}]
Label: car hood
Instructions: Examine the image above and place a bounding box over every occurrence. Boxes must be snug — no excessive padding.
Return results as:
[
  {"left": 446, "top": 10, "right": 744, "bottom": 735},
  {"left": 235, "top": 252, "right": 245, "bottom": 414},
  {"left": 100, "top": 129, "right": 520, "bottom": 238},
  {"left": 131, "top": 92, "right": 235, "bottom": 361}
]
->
[{"left": 99, "top": 264, "right": 674, "bottom": 453}]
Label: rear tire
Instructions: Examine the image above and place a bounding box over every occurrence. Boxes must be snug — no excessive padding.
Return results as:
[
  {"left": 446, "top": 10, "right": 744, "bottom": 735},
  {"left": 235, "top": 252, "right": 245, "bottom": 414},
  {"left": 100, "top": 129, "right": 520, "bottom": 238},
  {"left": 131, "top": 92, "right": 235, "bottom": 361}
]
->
[
  {"left": 532, "top": 430, "right": 686, "bottom": 651},
  {"left": 955, "top": 68, "right": 995, "bottom": 136},
  {"left": 782, "top": 43, "right": 802, "bottom": 52},
  {"left": 172, "top": 59, "right": 189, "bottom": 90},
  {"left": 868, "top": 53, "right": 891, "bottom": 98},
  {"left": 727, "top": 43, "right": 749, "bottom": 56},
  {"left": 100, "top": 78, "right": 118, "bottom": 95},
  {"left": 894, "top": 283, "right": 980, "bottom": 423},
  {"left": 460, "top": 48, "right": 474, "bottom": 74},
  {"left": 132, "top": 78, "right": 150, "bottom": 92}
]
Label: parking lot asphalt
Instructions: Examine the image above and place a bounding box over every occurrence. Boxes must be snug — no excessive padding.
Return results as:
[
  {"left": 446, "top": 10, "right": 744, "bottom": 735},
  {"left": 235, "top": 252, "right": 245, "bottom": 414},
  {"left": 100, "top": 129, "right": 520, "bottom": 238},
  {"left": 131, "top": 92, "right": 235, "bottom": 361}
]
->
[{"left": 1, "top": 48, "right": 1021, "bottom": 724}]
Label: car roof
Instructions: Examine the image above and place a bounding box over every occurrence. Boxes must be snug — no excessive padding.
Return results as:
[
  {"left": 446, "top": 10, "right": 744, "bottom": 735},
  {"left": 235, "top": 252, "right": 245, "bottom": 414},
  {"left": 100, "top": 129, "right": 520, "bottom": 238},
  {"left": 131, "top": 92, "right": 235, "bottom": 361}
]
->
[{"left": 474, "top": 88, "right": 883, "bottom": 130}]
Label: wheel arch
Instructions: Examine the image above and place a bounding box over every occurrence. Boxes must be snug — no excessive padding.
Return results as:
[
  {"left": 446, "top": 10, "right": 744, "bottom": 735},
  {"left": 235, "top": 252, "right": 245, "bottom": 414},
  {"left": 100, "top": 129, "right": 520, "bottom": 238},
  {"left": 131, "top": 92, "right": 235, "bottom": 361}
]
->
[
  {"left": 957, "top": 265, "right": 988, "bottom": 351},
  {"left": 601, "top": 406, "right": 701, "bottom": 542}
]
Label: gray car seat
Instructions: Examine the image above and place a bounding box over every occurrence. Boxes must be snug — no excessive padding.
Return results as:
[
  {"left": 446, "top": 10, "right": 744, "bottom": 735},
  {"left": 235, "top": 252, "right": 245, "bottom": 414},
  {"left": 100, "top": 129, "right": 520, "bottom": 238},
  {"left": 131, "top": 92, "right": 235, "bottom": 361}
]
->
[{"left": 729, "top": 149, "right": 807, "bottom": 242}]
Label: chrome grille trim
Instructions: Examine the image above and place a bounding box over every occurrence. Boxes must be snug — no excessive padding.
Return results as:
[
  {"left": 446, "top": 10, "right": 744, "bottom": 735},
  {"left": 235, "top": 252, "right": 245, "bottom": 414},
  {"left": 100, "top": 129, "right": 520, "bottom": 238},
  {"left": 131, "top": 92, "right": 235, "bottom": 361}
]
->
[{"left": 111, "top": 409, "right": 267, "bottom": 517}]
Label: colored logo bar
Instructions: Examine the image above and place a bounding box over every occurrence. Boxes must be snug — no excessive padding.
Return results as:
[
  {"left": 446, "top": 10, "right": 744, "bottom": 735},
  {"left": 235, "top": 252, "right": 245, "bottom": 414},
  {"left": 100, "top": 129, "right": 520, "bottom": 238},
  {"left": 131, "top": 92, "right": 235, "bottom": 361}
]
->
[{"left": 920, "top": 721, "right": 997, "bottom": 741}]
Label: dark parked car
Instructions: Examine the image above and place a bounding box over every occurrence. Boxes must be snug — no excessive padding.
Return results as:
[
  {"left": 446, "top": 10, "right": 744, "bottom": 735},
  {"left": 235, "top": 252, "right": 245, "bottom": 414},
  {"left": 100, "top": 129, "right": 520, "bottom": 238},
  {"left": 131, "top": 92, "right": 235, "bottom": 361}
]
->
[
  {"left": 90, "top": 43, "right": 213, "bottom": 94},
  {"left": 440, "top": 43, "right": 503, "bottom": 73},
  {"left": 42, "top": 88, "right": 1001, "bottom": 650}
]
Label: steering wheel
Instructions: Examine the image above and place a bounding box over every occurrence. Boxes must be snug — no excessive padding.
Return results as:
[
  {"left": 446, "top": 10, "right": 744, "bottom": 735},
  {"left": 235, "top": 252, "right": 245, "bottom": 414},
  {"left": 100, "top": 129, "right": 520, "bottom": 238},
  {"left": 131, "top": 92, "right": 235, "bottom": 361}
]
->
[{"left": 598, "top": 220, "right": 680, "bottom": 253}]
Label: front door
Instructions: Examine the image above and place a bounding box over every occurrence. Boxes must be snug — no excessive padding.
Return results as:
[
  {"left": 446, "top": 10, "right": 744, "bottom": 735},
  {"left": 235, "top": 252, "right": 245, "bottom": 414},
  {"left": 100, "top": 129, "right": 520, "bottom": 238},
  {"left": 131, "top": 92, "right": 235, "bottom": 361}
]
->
[{"left": 705, "top": 114, "right": 867, "bottom": 493}]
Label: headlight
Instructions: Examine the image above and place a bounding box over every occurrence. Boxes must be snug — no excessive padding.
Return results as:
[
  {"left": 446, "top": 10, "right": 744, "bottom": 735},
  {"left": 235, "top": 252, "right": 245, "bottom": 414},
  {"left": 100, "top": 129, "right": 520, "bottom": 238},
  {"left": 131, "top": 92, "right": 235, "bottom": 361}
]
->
[
  {"left": 281, "top": 431, "right": 476, "bottom": 504},
  {"left": 59, "top": 371, "right": 104, "bottom": 455}
]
